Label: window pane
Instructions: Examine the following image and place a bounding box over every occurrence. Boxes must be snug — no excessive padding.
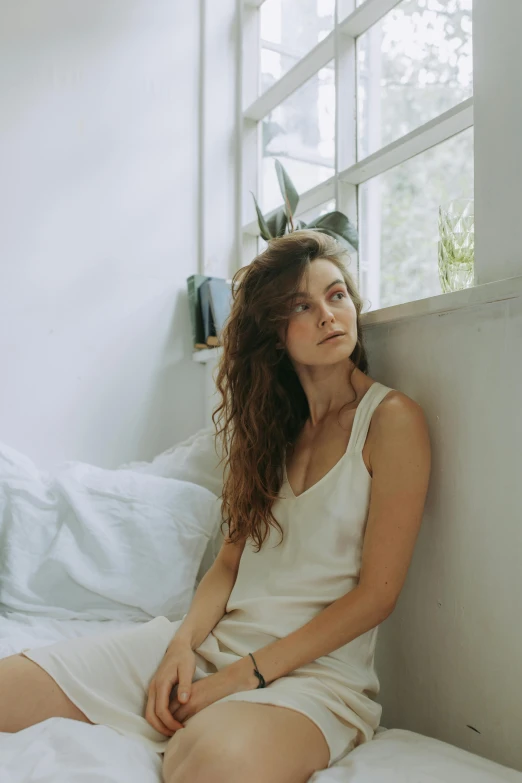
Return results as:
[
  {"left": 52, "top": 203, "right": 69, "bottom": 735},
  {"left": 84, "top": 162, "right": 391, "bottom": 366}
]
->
[
  {"left": 358, "top": 127, "right": 473, "bottom": 310},
  {"left": 260, "top": 0, "right": 335, "bottom": 93},
  {"left": 297, "top": 199, "right": 336, "bottom": 225},
  {"left": 241, "top": 232, "right": 259, "bottom": 269},
  {"left": 357, "top": 0, "right": 473, "bottom": 159},
  {"left": 258, "top": 235, "right": 267, "bottom": 255},
  {"left": 261, "top": 62, "right": 335, "bottom": 213}
]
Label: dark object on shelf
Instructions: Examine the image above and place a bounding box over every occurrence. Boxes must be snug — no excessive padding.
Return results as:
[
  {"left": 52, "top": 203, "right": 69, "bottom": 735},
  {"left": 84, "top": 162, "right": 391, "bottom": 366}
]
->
[
  {"left": 187, "top": 274, "right": 208, "bottom": 346},
  {"left": 207, "top": 278, "right": 233, "bottom": 339},
  {"left": 198, "top": 278, "right": 214, "bottom": 344},
  {"left": 188, "top": 275, "right": 232, "bottom": 349}
]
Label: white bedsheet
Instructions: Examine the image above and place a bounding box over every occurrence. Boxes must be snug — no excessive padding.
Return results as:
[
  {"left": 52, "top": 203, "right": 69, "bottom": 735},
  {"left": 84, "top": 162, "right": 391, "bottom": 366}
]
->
[{"left": 1, "top": 612, "right": 521, "bottom": 782}]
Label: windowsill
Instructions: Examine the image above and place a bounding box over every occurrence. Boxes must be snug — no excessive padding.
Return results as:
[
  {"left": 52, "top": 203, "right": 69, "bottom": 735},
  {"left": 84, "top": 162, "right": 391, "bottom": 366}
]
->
[
  {"left": 192, "top": 274, "right": 522, "bottom": 363},
  {"left": 360, "top": 273, "right": 522, "bottom": 329}
]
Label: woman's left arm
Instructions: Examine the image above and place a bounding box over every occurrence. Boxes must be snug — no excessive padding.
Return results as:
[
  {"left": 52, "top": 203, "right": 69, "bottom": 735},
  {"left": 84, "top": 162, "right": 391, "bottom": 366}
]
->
[{"left": 226, "top": 394, "right": 432, "bottom": 688}]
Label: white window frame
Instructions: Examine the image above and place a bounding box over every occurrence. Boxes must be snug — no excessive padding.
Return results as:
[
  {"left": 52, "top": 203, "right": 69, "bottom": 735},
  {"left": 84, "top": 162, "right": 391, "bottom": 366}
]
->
[{"left": 236, "top": 0, "right": 474, "bottom": 312}]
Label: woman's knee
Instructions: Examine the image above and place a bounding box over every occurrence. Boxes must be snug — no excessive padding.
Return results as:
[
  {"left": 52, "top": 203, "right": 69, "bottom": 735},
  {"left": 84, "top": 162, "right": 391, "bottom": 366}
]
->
[
  {"left": 162, "top": 725, "right": 203, "bottom": 783},
  {"left": 163, "top": 733, "right": 251, "bottom": 783}
]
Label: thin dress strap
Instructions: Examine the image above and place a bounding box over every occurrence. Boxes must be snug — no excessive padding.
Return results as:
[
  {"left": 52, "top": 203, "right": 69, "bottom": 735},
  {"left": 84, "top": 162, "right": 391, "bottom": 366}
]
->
[{"left": 347, "top": 382, "right": 394, "bottom": 455}]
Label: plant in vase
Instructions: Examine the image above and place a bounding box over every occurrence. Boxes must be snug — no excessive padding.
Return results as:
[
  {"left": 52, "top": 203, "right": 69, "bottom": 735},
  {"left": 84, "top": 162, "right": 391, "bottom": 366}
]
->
[{"left": 438, "top": 198, "right": 474, "bottom": 292}]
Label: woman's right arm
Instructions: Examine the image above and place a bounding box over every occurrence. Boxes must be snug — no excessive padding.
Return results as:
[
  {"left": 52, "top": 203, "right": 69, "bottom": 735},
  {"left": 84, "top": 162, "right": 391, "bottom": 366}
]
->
[
  {"left": 169, "top": 533, "right": 246, "bottom": 652},
  {"left": 146, "top": 534, "right": 246, "bottom": 736}
]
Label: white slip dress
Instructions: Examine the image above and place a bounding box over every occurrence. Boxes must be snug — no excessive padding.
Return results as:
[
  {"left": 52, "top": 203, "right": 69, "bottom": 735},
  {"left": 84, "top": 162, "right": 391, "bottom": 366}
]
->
[{"left": 21, "top": 381, "right": 395, "bottom": 769}]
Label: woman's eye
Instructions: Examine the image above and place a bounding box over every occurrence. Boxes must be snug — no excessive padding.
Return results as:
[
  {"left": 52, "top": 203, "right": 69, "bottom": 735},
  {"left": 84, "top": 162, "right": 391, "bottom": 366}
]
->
[{"left": 294, "top": 292, "right": 345, "bottom": 312}]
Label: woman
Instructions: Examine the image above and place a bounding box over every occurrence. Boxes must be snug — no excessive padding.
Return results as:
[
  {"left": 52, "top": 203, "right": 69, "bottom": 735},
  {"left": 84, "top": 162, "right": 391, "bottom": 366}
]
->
[{"left": 0, "top": 230, "right": 431, "bottom": 782}]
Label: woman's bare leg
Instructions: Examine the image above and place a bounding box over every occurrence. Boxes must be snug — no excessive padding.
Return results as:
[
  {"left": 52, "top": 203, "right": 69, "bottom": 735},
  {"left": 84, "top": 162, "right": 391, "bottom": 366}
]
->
[
  {"left": 162, "top": 701, "right": 331, "bottom": 783},
  {"left": 0, "top": 653, "right": 94, "bottom": 732}
]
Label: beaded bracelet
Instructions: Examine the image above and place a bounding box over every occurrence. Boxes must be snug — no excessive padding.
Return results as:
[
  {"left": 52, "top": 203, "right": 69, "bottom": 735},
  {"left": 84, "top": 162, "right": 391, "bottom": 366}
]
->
[{"left": 248, "top": 652, "right": 266, "bottom": 688}]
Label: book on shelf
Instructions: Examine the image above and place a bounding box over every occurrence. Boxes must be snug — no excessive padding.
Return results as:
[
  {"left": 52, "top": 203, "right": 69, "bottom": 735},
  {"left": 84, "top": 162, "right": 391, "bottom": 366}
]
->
[
  {"left": 188, "top": 275, "right": 232, "bottom": 350},
  {"left": 198, "top": 278, "right": 214, "bottom": 344},
  {"left": 186, "top": 274, "right": 208, "bottom": 347},
  {"left": 207, "top": 277, "right": 233, "bottom": 338}
]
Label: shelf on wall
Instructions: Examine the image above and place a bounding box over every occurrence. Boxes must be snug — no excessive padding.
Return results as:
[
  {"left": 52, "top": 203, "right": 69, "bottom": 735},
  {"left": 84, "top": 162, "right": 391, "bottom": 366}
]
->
[{"left": 192, "top": 347, "right": 223, "bottom": 364}]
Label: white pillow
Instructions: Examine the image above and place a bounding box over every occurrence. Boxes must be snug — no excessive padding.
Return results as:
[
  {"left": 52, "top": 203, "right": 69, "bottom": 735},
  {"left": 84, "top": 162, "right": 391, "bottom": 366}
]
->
[
  {"left": 117, "top": 426, "right": 227, "bottom": 496},
  {"left": 117, "top": 426, "right": 229, "bottom": 584},
  {"left": 0, "top": 442, "right": 220, "bottom": 622},
  {"left": 337, "top": 728, "right": 522, "bottom": 782}
]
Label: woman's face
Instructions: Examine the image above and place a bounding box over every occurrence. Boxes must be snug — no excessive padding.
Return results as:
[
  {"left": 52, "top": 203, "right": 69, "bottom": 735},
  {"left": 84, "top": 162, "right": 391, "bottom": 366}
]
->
[{"left": 281, "top": 259, "right": 358, "bottom": 366}]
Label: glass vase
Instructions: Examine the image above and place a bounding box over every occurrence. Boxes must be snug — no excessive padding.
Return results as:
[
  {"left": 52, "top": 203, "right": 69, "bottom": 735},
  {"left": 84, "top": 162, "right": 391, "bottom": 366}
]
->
[{"left": 438, "top": 199, "right": 474, "bottom": 293}]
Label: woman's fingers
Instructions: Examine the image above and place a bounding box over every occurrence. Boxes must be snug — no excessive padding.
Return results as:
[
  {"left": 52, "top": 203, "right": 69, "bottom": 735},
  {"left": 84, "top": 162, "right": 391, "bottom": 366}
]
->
[
  {"left": 156, "top": 678, "right": 184, "bottom": 732},
  {"left": 145, "top": 681, "right": 182, "bottom": 736}
]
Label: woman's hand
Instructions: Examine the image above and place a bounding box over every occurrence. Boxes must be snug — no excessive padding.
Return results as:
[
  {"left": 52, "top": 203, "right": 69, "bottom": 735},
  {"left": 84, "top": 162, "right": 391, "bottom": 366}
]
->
[
  {"left": 145, "top": 639, "right": 197, "bottom": 737},
  {"left": 168, "top": 659, "right": 259, "bottom": 725}
]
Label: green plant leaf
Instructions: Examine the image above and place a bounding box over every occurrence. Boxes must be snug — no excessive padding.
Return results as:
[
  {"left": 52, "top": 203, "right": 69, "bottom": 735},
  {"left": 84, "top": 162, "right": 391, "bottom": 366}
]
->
[
  {"left": 250, "top": 191, "right": 273, "bottom": 241},
  {"left": 305, "top": 210, "right": 359, "bottom": 252},
  {"left": 266, "top": 207, "right": 288, "bottom": 238},
  {"left": 274, "top": 159, "right": 299, "bottom": 222}
]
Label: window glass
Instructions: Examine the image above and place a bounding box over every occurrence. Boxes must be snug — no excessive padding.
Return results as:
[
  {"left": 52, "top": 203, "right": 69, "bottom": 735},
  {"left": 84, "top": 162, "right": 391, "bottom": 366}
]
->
[
  {"left": 297, "top": 199, "right": 336, "bottom": 225},
  {"left": 261, "top": 62, "right": 335, "bottom": 213},
  {"left": 356, "top": 0, "right": 473, "bottom": 159},
  {"left": 358, "top": 126, "right": 473, "bottom": 310},
  {"left": 260, "top": 0, "right": 335, "bottom": 93}
]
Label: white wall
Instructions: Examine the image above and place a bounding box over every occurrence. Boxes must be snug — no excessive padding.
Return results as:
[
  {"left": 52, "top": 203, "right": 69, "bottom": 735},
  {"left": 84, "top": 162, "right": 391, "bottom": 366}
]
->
[
  {"left": 201, "top": 0, "right": 240, "bottom": 281},
  {"left": 0, "top": 0, "right": 207, "bottom": 471},
  {"left": 371, "top": 291, "right": 522, "bottom": 772}
]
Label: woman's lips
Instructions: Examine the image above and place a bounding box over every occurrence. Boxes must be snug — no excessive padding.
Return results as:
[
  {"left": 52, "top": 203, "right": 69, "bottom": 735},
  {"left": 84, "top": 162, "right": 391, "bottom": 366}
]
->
[{"left": 321, "top": 333, "right": 344, "bottom": 343}]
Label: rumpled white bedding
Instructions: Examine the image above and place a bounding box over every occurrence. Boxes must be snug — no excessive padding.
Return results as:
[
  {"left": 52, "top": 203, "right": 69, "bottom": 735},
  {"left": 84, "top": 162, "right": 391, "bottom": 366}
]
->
[
  {"left": 0, "top": 440, "right": 221, "bottom": 622},
  {"left": 1, "top": 433, "right": 521, "bottom": 781},
  {"left": 1, "top": 611, "right": 520, "bottom": 783}
]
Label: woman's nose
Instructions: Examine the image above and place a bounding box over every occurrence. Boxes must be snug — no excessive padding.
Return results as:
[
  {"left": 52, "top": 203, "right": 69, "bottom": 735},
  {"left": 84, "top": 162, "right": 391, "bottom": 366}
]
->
[{"left": 319, "top": 305, "right": 335, "bottom": 322}]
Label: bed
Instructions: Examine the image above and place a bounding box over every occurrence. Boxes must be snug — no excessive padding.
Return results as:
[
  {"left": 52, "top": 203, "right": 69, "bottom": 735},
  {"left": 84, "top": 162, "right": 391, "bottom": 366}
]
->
[{"left": 0, "top": 429, "right": 520, "bottom": 782}]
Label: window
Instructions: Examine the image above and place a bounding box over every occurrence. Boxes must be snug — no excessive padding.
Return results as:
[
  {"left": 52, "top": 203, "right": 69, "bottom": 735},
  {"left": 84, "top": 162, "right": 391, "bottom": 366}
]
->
[
  {"left": 240, "top": 0, "right": 474, "bottom": 312},
  {"left": 357, "top": 0, "right": 473, "bottom": 159},
  {"left": 359, "top": 126, "right": 473, "bottom": 310},
  {"left": 260, "top": 0, "right": 335, "bottom": 91},
  {"left": 298, "top": 198, "right": 336, "bottom": 225},
  {"left": 261, "top": 62, "right": 335, "bottom": 212}
]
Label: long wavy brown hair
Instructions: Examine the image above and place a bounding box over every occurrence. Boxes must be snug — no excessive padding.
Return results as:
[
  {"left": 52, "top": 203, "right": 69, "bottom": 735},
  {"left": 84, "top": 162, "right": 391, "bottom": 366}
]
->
[{"left": 211, "top": 229, "right": 369, "bottom": 553}]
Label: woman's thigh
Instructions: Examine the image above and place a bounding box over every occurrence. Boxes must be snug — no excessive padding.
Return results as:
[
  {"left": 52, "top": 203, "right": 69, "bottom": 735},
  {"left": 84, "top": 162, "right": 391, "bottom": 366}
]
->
[
  {"left": 163, "top": 700, "right": 330, "bottom": 783},
  {"left": 0, "top": 654, "right": 94, "bottom": 732}
]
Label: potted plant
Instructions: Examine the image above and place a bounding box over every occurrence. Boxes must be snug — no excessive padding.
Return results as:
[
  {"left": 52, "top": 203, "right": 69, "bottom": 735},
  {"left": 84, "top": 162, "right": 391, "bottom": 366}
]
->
[{"left": 251, "top": 159, "right": 359, "bottom": 254}]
